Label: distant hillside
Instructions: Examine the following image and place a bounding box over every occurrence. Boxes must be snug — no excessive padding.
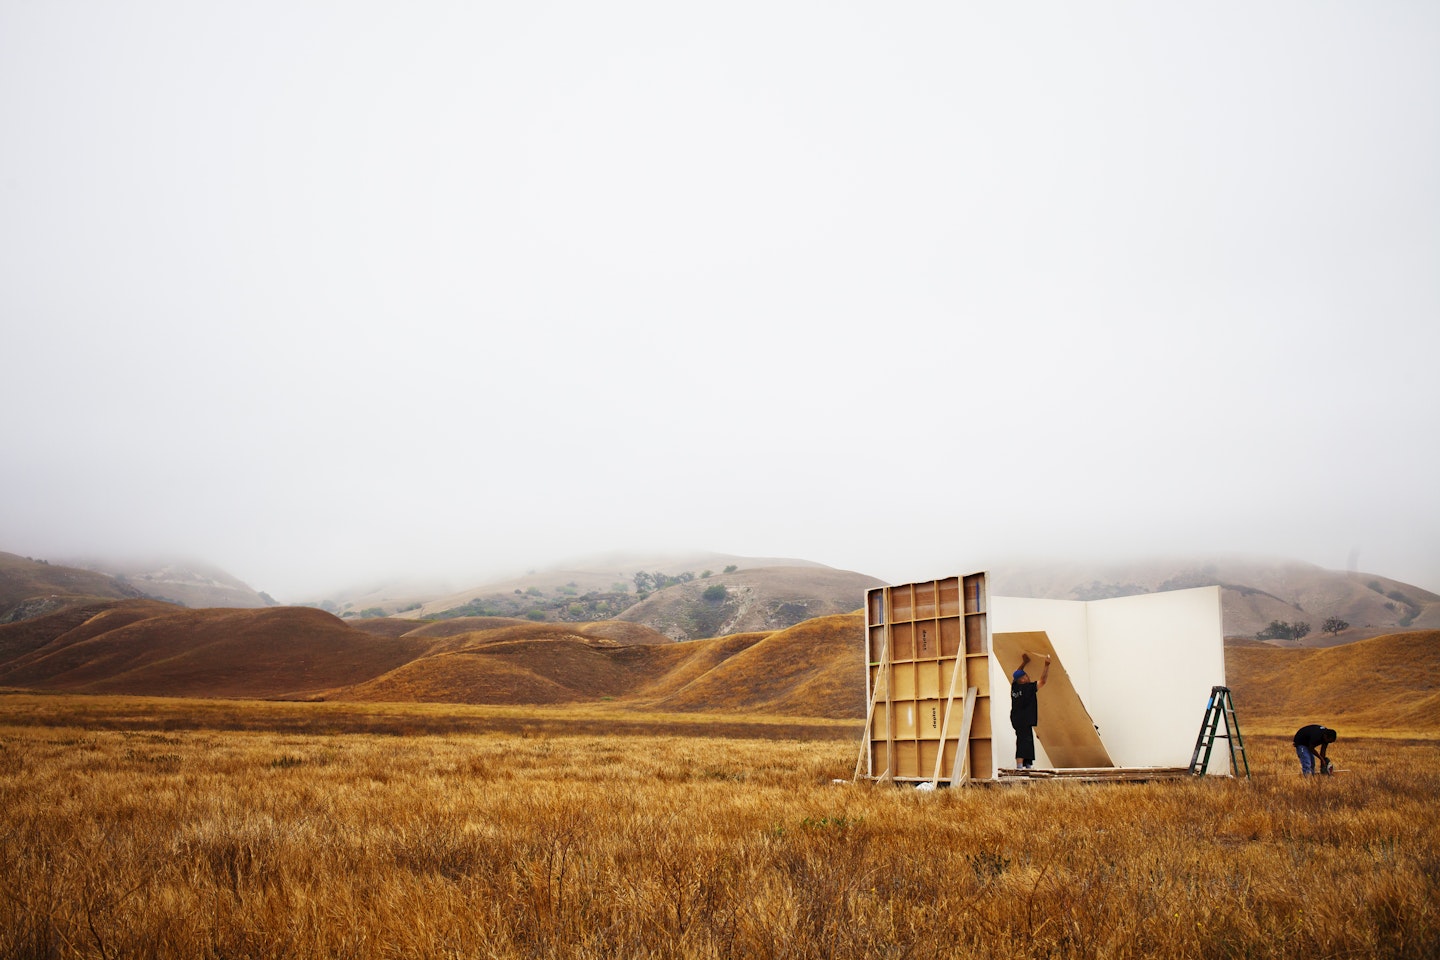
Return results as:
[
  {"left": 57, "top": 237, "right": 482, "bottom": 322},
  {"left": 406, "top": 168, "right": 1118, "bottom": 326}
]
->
[
  {"left": 2, "top": 597, "right": 1436, "bottom": 733},
  {"left": 0, "top": 602, "right": 424, "bottom": 698},
  {"left": 0, "top": 551, "right": 278, "bottom": 621},
  {"left": 0, "top": 552, "right": 147, "bottom": 622},
  {"left": 64, "top": 556, "right": 275, "bottom": 609},
  {"left": 282, "top": 554, "right": 877, "bottom": 639},
  {"left": 616, "top": 566, "right": 881, "bottom": 640},
  {"left": 991, "top": 556, "right": 1440, "bottom": 644},
  {"left": 1226, "top": 630, "right": 1440, "bottom": 734}
]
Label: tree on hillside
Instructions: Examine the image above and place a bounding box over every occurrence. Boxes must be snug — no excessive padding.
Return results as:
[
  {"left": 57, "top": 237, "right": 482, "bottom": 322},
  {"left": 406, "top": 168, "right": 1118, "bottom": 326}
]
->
[
  {"left": 633, "top": 570, "right": 696, "bottom": 598},
  {"left": 1256, "top": 620, "right": 1311, "bottom": 642},
  {"left": 1322, "top": 617, "right": 1349, "bottom": 636}
]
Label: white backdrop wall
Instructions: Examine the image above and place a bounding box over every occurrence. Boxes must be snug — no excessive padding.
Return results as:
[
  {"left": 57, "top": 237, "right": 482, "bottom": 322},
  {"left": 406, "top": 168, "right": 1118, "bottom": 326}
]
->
[{"left": 989, "top": 586, "right": 1228, "bottom": 771}]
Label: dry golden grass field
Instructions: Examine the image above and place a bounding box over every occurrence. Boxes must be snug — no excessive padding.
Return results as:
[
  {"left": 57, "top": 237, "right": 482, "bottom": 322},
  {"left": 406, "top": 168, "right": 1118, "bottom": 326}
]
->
[{"left": 2, "top": 695, "right": 1438, "bottom": 960}]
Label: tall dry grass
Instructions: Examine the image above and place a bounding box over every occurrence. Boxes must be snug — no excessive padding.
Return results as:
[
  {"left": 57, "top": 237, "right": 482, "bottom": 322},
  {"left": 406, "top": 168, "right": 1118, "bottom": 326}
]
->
[{"left": 1, "top": 698, "right": 1436, "bottom": 959}]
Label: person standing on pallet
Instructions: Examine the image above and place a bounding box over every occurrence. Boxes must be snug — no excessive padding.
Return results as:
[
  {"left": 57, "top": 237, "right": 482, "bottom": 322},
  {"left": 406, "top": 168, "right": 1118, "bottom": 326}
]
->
[
  {"left": 1010, "top": 652, "right": 1051, "bottom": 770},
  {"left": 1293, "top": 723, "right": 1337, "bottom": 775}
]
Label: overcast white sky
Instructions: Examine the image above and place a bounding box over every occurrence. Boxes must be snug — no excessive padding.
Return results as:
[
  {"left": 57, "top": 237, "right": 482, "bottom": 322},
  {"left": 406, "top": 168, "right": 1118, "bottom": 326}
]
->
[{"left": 3, "top": 2, "right": 1437, "bottom": 601}]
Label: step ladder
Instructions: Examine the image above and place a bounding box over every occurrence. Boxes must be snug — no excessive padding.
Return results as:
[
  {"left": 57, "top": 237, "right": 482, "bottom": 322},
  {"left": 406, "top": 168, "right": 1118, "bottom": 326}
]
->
[{"left": 1189, "top": 686, "right": 1250, "bottom": 778}]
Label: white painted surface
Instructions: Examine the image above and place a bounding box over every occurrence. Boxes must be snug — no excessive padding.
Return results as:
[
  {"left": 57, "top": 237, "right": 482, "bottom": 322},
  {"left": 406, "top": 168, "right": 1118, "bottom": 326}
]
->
[{"left": 990, "top": 586, "right": 1229, "bottom": 773}]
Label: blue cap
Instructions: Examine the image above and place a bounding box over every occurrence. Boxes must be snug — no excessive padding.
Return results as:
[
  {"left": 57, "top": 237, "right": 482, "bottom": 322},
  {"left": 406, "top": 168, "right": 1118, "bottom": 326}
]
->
[{"left": 1013, "top": 668, "right": 1026, "bottom": 680}]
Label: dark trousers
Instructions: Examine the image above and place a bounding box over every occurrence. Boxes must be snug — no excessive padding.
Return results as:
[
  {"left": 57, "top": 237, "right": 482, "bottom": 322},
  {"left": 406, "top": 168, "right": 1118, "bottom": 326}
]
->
[{"left": 1014, "top": 724, "right": 1035, "bottom": 767}]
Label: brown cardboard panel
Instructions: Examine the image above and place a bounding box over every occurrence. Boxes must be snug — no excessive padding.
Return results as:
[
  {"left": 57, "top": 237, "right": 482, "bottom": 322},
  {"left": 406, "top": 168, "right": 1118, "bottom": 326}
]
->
[
  {"left": 891, "top": 585, "right": 914, "bottom": 622},
  {"left": 916, "top": 661, "right": 942, "bottom": 699},
  {"left": 969, "top": 739, "right": 993, "bottom": 780},
  {"left": 915, "top": 699, "right": 944, "bottom": 739},
  {"left": 992, "top": 630, "right": 1114, "bottom": 768},
  {"left": 965, "top": 654, "right": 991, "bottom": 696},
  {"left": 938, "top": 577, "right": 962, "bottom": 617},
  {"left": 895, "top": 740, "right": 920, "bottom": 779},
  {"left": 942, "top": 738, "right": 959, "bottom": 779},
  {"left": 963, "top": 575, "right": 984, "bottom": 614},
  {"left": 940, "top": 617, "right": 962, "bottom": 657},
  {"left": 938, "top": 658, "right": 959, "bottom": 696},
  {"left": 915, "top": 619, "right": 940, "bottom": 660},
  {"left": 965, "top": 615, "right": 987, "bottom": 654},
  {"left": 918, "top": 739, "right": 940, "bottom": 774},
  {"left": 892, "top": 622, "right": 914, "bottom": 660},
  {"left": 868, "top": 625, "right": 886, "bottom": 662},
  {"left": 914, "top": 581, "right": 937, "bottom": 619},
  {"left": 892, "top": 663, "right": 917, "bottom": 700},
  {"left": 867, "top": 590, "right": 884, "bottom": 625},
  {"left": 962, "top": 696, "right": 993, "bottom": 738},
  {"left": 894, "top": 700, "right": 918, "bottom": 738}
]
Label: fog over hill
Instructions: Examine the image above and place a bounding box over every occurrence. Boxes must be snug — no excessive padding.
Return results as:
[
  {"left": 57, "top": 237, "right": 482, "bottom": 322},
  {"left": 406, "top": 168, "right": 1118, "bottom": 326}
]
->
[
  {"left": 63, "top": 556, "right": 277, "bottom": 610},
  {"left": 6, "top": 547, "right": 1438, "bottom": 648},
  {"left": 311, "top": 550, "right": 1436, "bottom": 645},
  {"left": 988, "top": 555, "right": 1440, "bottom": 644}
]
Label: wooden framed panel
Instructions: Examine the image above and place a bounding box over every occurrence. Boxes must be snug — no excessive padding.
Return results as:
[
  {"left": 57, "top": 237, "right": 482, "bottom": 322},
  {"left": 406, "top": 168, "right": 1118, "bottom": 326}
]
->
[{"left": 861, "top": 573, "right": 990, "bottom": 783}]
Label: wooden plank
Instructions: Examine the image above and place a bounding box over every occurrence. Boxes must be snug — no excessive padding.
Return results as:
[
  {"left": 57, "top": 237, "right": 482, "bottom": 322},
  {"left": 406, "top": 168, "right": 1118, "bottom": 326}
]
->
[
  {"left": 992, "top": 630, "right": 1114, "bottom": 769},
  {"left": 930, "top": 651, "right": 967, "bottom": 785},
  {"left": 883, "top": 589, "right": 896, "bottom": 779},
  {"left": 853, "top": 589, "right": 895, "bottom": 782},
  {"left": 954, "top": 687, "right": 977, "bottom": 785}
]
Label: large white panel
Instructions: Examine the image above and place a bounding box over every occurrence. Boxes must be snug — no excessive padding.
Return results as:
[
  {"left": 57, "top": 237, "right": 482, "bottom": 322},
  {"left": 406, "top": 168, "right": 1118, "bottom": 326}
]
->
[
  {"left": 1086, "top": 586, "right": 1227, "bottom": 769},
  {"left": 989, "top": 587, "right": 1228, "bottom": 772}
]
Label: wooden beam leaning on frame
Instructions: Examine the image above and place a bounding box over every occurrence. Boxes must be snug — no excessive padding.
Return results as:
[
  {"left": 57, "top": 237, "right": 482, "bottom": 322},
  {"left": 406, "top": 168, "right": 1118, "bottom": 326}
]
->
[
  {"left": 930, "top": 632, "right": 978, "bottom": 786},
  {"left": 930, "top": 686, "right": 978, "bottom": 786},
  {"left": 852, "top": 613, "right": 894, "bottom": 782}
]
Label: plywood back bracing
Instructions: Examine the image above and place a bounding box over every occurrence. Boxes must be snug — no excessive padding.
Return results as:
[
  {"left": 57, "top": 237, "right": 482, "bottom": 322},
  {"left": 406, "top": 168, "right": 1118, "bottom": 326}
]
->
[
  {"left": 991, "top": 630, "right": 1114, "bottom": 768},
  {"left": 862, "top": 573, "right": 990, "bottom": 783}
]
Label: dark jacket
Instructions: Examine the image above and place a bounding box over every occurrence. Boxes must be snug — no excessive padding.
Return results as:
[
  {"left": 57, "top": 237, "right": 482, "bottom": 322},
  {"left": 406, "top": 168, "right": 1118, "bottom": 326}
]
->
[
  {"left": 1293, "top": 724, "right": 1335, "bottom": 748},
  {"left": 1010, "top": 680, "right": 1039, "bottom": 727}
]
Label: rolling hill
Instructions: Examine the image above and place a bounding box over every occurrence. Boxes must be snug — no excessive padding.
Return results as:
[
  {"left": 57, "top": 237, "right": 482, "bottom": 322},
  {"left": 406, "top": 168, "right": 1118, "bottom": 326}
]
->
[
  {"left": 0, "top": 602, "right": 425, "bottom": 699},
  {"left": 3, "top": 596, "right": 1437, "bottom": 734},
  {"left": 1225, "top": 630, "right": 1440, "bottom": 734}
]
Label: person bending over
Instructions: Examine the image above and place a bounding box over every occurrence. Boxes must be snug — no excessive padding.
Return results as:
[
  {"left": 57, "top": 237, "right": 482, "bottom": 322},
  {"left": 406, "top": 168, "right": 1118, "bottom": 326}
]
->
[{"left": 1293, "top": 724, "right": 1337, "bottom": 775}]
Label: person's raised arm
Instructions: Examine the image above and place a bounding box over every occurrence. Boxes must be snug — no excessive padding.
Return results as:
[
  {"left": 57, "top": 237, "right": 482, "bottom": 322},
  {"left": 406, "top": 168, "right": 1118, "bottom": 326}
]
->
[{"left": 1038, "top": 655, "right": 1051, "bottom": 688}]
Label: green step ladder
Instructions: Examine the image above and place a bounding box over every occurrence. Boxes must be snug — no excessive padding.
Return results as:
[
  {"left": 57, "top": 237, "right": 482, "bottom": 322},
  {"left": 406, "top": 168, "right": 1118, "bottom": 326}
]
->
[{"left": 1189, "top": 685, "right": 1250, "bottom": 778}]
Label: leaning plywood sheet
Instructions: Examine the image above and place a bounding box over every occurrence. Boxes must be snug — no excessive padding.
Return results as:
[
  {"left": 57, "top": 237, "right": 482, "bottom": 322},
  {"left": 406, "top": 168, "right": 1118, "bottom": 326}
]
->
[{"left": 992, "top": 630, "right": 1113, "bottom": 769}]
